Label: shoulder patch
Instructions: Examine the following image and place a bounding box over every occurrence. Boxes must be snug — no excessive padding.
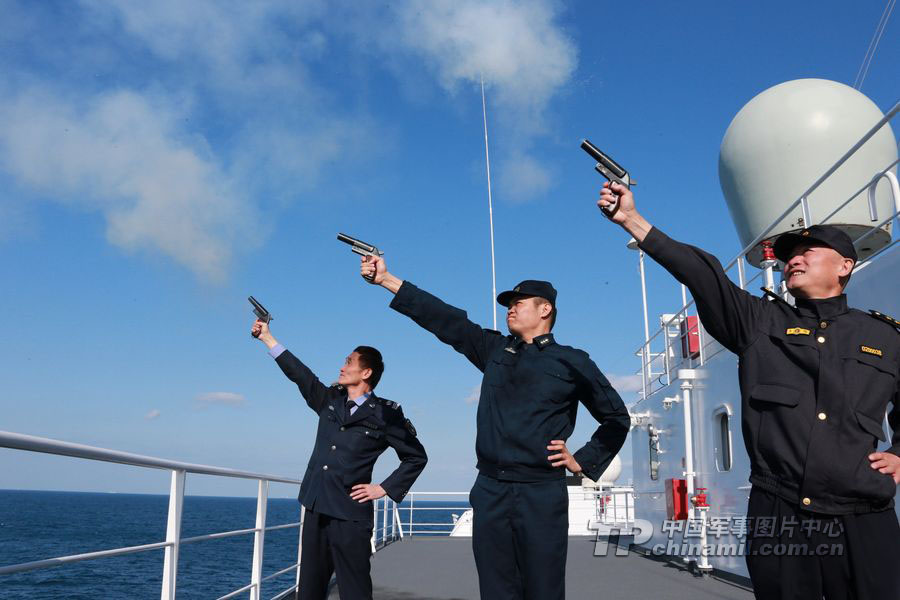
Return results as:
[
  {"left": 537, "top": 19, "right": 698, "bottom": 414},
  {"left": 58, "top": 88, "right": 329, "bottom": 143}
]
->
[
  {"left": 405, "top": 418, "right": 417, "bottom": 437},
  {"left": 869, "top": 310, "right": 900, "bottom": 332}
]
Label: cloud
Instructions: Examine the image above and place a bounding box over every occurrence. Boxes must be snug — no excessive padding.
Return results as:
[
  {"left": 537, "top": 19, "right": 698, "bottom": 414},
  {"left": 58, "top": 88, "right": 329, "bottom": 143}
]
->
[
  {"left": 144, "top": 409, "right": 161, "bottom": 420},
  {"left": 606, "top": 373, "right": 644, "bottom": 393},
  {"left": 464, "top": 385, "right": 481, "bottom": 405},
  {"left": 370, "top": 0, "right": 577, "bottom": 201},
  {"left": 497, "top": 152, "right": 554, "bottom": 202},
  {"left": 390, "top": 0, "right": 576, "bottom": 120},
  {"left": 196, "top": 391, "right": 246, "bottom": 409},
  {"left": 0, "top": 1, "right": 373, "bottom": 281},
  {"left": 0, "top": 89, "right": 257, "bottom": 282}
]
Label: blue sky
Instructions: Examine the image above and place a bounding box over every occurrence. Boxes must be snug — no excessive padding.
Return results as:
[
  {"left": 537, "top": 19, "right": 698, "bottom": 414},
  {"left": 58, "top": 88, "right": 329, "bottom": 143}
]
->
[{"left": 1, "top": 0, "right": 897, "bottom": 497}]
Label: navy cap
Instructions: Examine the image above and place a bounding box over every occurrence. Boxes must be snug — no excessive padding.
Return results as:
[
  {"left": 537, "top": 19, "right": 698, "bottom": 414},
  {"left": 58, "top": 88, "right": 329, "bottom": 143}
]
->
[
  {"left": 497, "top": 280, "right": 557, "bottom": 307},
  {"left": 773, "top": 225, "right": 858, "bottom": 263}
]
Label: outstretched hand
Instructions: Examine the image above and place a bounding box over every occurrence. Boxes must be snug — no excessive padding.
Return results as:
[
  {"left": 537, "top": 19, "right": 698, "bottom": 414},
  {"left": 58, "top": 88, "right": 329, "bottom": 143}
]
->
[
  {"left": 360, "top": 255, "right": 387, "bottom": 284},
  {"left": 251, "top": 319, "right": 278, "bottom": 349},
  {"left": 598, "top": 181, "right": 635, "bottom": 224},
  {"left": 597, "top": 181, "right": 652, "bottom": 244}
]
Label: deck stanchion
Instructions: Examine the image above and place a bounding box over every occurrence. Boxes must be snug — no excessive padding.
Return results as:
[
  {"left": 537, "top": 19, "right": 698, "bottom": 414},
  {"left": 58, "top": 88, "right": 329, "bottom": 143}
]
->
[
  {"left": 249, "top": 479, "right": 269, "bottom": 600},
  {"left": 160, "top": 469, "right": 185, "bottom": 600}
]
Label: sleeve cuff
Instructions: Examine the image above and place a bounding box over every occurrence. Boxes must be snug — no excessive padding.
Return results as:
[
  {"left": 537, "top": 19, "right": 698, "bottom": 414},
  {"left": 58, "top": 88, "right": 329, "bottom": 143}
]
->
[
  {"left": 389, "top": 280, "right": 416, "bottom": 312},
  {"left": 573, "top": 448, "right": 601, "bottom": 480},
  {"left": 636, "top": 226, "right": 666, "bottom": 254},
  {"left": 268, "top": 344, "right": 286, "bottom": 359}
]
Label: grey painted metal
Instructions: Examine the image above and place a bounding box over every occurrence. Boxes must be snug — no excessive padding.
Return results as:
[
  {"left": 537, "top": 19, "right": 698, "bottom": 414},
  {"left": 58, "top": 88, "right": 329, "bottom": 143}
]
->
[
  {"left": 161, "top": 469, "right": 185, "bottom": 600},
  {"left": 0, "top": 430, "right": 301, "bottom": 484},
  {"left": 330, "top": 537, "right": 754, "bottom": 599}
]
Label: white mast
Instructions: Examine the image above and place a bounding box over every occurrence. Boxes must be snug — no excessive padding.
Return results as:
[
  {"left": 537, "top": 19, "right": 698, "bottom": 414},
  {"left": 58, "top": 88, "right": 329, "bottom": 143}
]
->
[{"left": 481, "top": 75, "right": 498, "bottom": 330}]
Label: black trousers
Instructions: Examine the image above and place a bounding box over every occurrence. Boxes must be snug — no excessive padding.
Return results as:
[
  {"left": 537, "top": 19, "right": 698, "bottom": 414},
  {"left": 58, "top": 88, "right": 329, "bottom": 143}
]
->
[
  {"left": 745, "top": 487, "right": 900, "bottom": 599},
  {"left": 469, "top": 474, "right": 568, "bottom": 600},
  {"left": 298, "top": 509, "right": 373, "bottom": 600}
]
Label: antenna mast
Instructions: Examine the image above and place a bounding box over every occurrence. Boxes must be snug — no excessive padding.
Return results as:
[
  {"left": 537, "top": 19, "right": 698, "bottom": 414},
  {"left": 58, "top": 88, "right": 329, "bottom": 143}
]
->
[{"left": 481, "top": 75, "right": 498, "bottom": 330}]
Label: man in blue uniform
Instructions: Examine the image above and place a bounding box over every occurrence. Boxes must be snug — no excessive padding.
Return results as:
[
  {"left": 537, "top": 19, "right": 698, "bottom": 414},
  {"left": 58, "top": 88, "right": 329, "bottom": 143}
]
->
[
  {"left": 596, "top": 180, "right": 900, "bottom": 599},
  {"left": 358, "top": 257, "right": 631, "bottom": 600},
  {"left": 251, "top": 319, "right": 427, "bottom": 600}
]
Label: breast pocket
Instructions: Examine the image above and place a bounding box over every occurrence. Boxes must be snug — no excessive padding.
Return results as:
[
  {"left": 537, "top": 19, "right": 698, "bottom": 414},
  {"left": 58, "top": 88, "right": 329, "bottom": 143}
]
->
[
  {"left": 348, "top": 427, "right": 385, "bottom": 450},
  {"left": 842, "top": 350, "right": 896, "bottom": 415},
  {"left": 542, "top": 369, "right": 576, "bottom": 402},
  {"left": 484, "top": 353, "right": 516, "bottom": 387}
]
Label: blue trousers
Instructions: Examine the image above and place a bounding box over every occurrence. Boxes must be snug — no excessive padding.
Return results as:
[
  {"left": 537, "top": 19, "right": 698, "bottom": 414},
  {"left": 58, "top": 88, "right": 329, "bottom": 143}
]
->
[
  {"left": 469, "top": 474, "right": 568, "bottom": 600},
  {"left": 298, "top": 509, "right": 373, "bottom": 600}
]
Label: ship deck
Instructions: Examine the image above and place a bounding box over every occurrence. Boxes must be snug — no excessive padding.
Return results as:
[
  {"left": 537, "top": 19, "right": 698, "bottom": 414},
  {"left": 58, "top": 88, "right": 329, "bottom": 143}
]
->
[{"left": 326, "top": 537, "right": 754, "bottom": 599}]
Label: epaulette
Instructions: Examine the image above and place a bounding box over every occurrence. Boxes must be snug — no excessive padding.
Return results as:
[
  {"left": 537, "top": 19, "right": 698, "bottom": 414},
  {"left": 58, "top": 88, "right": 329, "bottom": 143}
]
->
[
  {"left": 379, "top": 398, "right": 400, "bottom": 410},
  {"left": 760, "top": 287, "right": 793, "bottom": 308},
  {"left": 869, "top": 310, "right": 900, "bottom": 332},
  {"left": 486, "top": 329, "right": 503, "bottom": 335},
  {"left": 330, "top": 383, "right": 345, "bottom": 391}
]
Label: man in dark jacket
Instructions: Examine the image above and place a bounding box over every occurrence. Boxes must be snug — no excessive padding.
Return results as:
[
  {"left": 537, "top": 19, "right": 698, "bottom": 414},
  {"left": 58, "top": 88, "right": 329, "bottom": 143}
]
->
[
  {"left": 252, "top": 319, "right": 427, "bottom": 600},
  {"left": 597, "top": 180, "right": 899, "bottom": 599},
  {"left": 358, "top": 256, "right": 630, "bottom": 600}
]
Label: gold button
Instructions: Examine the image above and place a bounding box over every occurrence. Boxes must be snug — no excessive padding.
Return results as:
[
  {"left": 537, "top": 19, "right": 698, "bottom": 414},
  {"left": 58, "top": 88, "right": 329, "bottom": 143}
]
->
[
  {"left": 802, "top": 497, "right": 811, "bottom": 506},
  {"left": 816, "top": 336, "right": 825, "bottom": 343},
  {"left": 819, "top": 321, "right": 827, "bottom": 329},
  {"left": 817, "top": 412, "right": 827, "bottom": 421}
]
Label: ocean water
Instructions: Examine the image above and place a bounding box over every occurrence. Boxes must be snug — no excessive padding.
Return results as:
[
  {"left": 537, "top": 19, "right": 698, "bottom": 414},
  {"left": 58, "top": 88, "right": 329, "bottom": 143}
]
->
[{"left": 0, "top": 490, "right": 467, "bottom": 599}]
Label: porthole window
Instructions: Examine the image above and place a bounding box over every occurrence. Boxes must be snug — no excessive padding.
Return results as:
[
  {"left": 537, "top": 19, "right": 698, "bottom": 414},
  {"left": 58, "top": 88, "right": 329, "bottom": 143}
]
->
[
  {"left": 714, "top": 407, "right": 733, "bottom": 472},
  {"left": 648, "top": 426, "right": 660, "bottom": 480}
]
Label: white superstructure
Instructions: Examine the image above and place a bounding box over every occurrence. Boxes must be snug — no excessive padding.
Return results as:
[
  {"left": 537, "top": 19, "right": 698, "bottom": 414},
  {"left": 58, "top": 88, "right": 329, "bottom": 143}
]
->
[{"left": 629, "top": 80, "right": 899, "bottom": 579}]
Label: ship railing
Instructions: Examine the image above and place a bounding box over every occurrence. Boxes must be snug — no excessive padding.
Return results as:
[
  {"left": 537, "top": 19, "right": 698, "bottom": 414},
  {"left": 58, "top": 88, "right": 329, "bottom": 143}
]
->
[
  {"left": 632, "top": 100, "right": 900, "bottom": 404},
  {"left": 594, "top": 487, "right": 636, "bottom": 528},
  {"left": 398, "top": 491, "right": 471, "bottom": 536},
  {"left": 396, "top": 488, "right": 636, "bottom": 537},
  {"left": 371, "top": 496, "right": 404, "bottom": 550},
  {"left": 0, "top": 429, "right": 306, "bottom": 600}
]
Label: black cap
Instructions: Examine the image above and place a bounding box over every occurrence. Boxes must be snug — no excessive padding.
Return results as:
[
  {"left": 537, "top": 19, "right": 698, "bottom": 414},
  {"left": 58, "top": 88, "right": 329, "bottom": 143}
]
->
[
  {"left": 773, "top": 225, "right": 858, "bottom": 263},
  {"left": 497, "top": 280, "right": 557, "bottom": 307}
]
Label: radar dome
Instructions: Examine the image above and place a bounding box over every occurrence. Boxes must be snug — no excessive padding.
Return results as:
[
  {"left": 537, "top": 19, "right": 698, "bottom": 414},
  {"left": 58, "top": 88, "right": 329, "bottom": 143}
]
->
[
  {"left": 597, "top": 454, "right": 621, "bottom": 484},
  {"left": 718, "top": 79, "right": 896, "bottom": 266}
]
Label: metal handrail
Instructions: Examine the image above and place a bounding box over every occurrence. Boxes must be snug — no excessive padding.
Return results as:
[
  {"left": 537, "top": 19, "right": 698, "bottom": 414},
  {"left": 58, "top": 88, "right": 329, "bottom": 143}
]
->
[
  {"left": 0, "top": 430, "right": 303, "bottom": 600},
  {"left": 0, "top": 430, "right": 300, "bottom": 484},
  {"left": 632, "top": 101, "right": 899, "bottom": 401}
]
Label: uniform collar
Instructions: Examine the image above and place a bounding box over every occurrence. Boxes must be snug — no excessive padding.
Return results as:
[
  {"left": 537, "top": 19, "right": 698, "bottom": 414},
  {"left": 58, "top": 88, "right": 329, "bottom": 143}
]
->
[
  {"left": 533, "top": 333, "right": 556, "bottom": 350},
  {"left": 348, "top": 391, "right": 372, "bottom": 409},
  {"left": 794, "top": 294, "right": 848, "bottom": 320}
]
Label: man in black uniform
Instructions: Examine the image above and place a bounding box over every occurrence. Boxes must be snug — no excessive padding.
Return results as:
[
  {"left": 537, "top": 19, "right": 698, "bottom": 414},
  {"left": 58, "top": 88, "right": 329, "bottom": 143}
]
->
[
  {"left": 358, "top": 256, "right": 631, "bottom": 600},
  {"left": 251, "top": 318, "right": 427, "bottom": 600},
  {"left": 597, "top": 180, "right": 900, "bottom": 599}
]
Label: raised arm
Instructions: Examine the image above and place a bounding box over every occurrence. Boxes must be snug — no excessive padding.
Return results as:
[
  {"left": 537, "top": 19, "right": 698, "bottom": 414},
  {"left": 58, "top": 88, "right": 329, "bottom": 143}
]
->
[
  {"left": 252, "top": 319, "right": 329, "bottom": 413},
  {"left": 598, "top": 181, "right": 766, "bottom": 354},
  {"left": 360, "top": 255, "right": 506, "bottom": 372}
]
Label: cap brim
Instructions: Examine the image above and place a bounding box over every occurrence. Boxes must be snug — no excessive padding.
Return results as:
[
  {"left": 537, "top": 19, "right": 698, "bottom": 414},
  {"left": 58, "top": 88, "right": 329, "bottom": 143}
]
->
[
  {"left": 772, "top": 233, "right": 806, "bottom": 263},
  {"left": 773, "top": 232, "right": 845, "bottom": 263},
  {"left": 496, "top": 290, "right": 522, "bottom": 307}
]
